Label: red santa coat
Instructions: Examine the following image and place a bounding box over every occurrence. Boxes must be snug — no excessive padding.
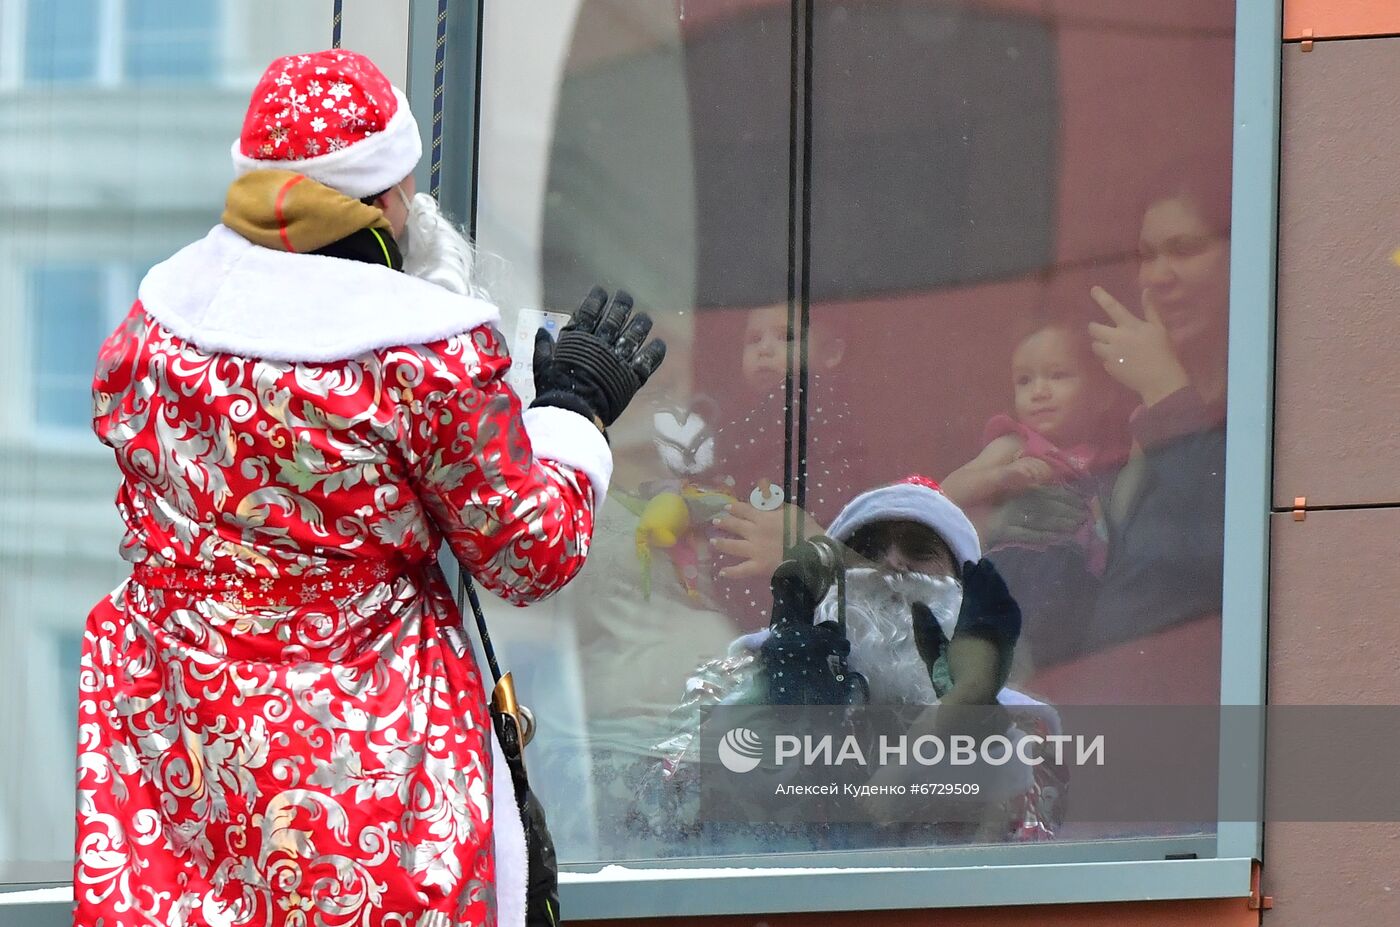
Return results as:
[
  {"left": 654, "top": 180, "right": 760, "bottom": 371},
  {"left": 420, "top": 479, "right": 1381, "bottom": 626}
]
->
[{"left": 75, "top": 224, "right": 611, "bottom": 927}]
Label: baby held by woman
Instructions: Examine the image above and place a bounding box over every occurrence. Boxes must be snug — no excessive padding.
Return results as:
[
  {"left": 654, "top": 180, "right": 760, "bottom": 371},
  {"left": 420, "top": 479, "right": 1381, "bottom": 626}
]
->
[{"left": 943, "top": 318, "right": 1129, "bottom": 669}]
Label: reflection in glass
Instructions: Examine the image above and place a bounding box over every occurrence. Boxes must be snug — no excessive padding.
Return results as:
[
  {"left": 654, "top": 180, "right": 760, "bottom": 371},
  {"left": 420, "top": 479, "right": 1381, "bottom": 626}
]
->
[{"left": 473, "top": 0, "right": 1237, "bottom": 863}]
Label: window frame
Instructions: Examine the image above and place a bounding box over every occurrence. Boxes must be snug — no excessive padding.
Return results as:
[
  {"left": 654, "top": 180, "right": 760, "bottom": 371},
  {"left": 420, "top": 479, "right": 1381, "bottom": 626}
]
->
[{"left": 432, "top": 0, "right": 1281, "bottom": 917}]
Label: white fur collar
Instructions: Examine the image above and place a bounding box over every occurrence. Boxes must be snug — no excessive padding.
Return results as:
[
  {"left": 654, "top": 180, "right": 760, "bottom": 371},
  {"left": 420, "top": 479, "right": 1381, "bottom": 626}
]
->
[{"left": 138, "top": 224, "right": 500, "bottom": 362}]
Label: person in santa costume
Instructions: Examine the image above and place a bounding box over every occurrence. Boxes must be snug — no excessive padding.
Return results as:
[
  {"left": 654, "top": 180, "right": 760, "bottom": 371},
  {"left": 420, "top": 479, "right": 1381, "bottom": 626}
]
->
[
  {"left": 765, "top": 476, "right": 1065, "bottom": 842},
  {"left": 643, "top": 476, "right": 1065, "bottom": 851},
  {"left": 75, "top": 49, "right": 663, "bottom": 927}
]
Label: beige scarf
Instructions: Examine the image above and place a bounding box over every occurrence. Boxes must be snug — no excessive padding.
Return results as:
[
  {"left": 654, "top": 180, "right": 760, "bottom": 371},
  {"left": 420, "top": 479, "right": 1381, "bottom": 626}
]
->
[{"left": 222, "top": 169, "right": 392, "bottom": 254}]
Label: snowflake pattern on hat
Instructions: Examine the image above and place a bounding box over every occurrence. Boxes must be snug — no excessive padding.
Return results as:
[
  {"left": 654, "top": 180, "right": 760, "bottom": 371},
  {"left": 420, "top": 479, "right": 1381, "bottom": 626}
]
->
[{"left": 239, "top": 50, "right": 397, "bottom": 163}]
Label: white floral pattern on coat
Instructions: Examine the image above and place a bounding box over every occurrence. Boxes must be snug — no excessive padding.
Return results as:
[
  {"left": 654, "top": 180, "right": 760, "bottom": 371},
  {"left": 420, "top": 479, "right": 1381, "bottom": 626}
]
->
[{"left": 76, "top": 305, "right": 595, "bottom": 926}]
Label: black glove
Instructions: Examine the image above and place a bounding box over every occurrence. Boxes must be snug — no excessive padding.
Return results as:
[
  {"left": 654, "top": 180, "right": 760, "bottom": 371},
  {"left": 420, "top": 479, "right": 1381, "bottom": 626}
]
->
[
  {"left": 953, "top": 558, "right": 1022, "bottom": 691},
  {"left": 520, "top": 788, "right": 560, "bottom": 927},
  {"left": 531, "top": 286, "right": 666, "bottom": 428},
  {"left": 911, "top": 601, "right": 945, "bottom": 673},
  {"left": 768, "top": 536, "right": 843, "bottom": 627},
  {"left": 762, "top": 536, "right": 865, "bottom": 705},
  {"left": 761, "top": 620, "right": 866, "bottom": 705}
]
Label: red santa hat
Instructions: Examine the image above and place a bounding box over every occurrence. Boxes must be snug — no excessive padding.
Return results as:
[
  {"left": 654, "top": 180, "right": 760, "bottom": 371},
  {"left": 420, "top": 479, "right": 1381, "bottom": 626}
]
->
[
  {"left": 231, "top": 50, "right": 421, "bottom": 200},
  {"left": 825, "top": 475, "right": 981, "bottom": 567}
]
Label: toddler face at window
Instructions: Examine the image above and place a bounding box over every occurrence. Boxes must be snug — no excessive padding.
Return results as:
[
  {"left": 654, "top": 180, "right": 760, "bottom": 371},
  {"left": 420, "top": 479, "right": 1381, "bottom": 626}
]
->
[
  {"left": 740, "top": 303, "right": 845, "bottom": 392},
  {"left": 1010, "top": 324, "right": 1108, "bottom": 447}
]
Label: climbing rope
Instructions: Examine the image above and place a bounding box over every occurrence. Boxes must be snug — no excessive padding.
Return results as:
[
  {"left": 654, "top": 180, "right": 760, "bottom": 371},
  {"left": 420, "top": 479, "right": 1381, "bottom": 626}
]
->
[{"left": 429, "top": 0, "right": 449, "bottom": 197}]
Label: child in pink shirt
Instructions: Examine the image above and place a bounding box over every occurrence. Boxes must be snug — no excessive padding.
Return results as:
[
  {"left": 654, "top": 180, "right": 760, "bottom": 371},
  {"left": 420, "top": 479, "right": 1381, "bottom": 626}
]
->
[{"left": 944, "top": 320, "right": 1126, "bottom": 575}]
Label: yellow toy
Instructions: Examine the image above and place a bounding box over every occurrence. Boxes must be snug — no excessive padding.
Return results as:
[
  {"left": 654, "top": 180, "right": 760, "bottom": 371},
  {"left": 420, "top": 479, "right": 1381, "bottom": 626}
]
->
[{"left": 633, "top": 483, "right": 736, "bottom": 599}]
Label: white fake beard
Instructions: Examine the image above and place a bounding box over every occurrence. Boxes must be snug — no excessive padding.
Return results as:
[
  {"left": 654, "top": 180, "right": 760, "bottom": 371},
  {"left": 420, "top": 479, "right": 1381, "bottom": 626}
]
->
[
  {"left": 813, "top": 568, "right": 964, "bottom": 705},
  {"left": 398, "top": 191, "right": 484, "bottom": 299}
]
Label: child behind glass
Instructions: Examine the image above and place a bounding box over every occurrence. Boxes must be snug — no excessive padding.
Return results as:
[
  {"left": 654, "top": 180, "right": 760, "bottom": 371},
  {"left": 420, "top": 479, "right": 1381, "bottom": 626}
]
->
[{"left": 942, "top": 319, "right": 1129, "bottom": 672}]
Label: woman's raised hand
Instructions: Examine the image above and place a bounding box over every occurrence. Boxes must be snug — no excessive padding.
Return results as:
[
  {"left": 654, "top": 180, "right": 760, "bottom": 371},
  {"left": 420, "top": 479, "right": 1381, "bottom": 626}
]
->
[{"left": 1087, "top": 285, "right": 1191, "bottom": 407}]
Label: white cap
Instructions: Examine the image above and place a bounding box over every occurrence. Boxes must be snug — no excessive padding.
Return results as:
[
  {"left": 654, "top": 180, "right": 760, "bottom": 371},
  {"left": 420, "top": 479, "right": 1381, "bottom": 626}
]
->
[{"left": 825, "top": 475, "right": 981, "bottom": 567}]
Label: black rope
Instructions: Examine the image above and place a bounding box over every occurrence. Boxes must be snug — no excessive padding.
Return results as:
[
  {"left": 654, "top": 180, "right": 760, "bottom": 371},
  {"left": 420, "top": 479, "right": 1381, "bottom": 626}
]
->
[
  {"left": 783, "top": 0, "right": 814, "bottom": 549},
  {"left": 782, "top": 0, "right": 800, "bottom": 552},
  {"left": 795, "top": 0, "right": 814, "bottom": 521},
  {"left": 463, "top": 571, "right": 505, "bottom": 684},
  {"left": 331, "top": 0, "right": 343, "bottom": 48},
  {"left": 429, "top": 0, "right": 449, "bottom": 198}
]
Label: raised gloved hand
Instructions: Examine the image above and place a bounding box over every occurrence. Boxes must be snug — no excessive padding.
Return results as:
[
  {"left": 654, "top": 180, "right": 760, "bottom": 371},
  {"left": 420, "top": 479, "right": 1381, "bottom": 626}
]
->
[
  {"left": 768, "top": 535, "right": 843, "bottom": 626},
  {"left": 910, "top": 601, "right": 945, "bottom": 674},
  {"left": 531, "top": 286, "right": 666, "bottom": 429},
  {"left": 945, "top": 558, "right": 1022, "bottom": 702}
]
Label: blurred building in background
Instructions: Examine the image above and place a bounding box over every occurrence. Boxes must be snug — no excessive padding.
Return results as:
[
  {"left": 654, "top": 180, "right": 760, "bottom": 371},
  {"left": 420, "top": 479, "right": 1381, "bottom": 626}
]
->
[{"left": 0, "top": 0, "right": 411, "bottom": 880}]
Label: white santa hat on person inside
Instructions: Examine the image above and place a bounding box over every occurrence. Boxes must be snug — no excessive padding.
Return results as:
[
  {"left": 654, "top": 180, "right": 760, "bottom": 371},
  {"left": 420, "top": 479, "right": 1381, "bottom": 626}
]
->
[
  {"left": 825, "top": 475, "right": 981, "bottom": 568},
  {"left": 231, "top": 49, "right": 421, "bottom": 199}
]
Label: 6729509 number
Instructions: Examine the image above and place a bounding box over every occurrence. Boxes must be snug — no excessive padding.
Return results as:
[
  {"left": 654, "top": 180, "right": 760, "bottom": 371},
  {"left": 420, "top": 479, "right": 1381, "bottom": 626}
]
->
[{"left": 910, "top": 782, "right": 981, "bottom": 796}]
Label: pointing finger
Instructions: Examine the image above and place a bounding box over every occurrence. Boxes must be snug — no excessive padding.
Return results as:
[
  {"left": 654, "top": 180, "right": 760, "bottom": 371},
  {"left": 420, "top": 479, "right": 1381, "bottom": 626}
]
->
[{"left": 1090, "top": 286, "right": 1136, "bottom": 326}]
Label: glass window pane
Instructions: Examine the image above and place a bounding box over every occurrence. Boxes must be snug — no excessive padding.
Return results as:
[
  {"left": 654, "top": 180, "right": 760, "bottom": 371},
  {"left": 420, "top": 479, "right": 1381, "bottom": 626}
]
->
[
  {"left": 809, "top": 4, "right": 1056, "bottom": 296},
  {"left": 481, "top": 0, "right": 802, "bottom": 862},
  {"left": 24, "top": 0, "right": 100, "bottom": 82},
  {"left": 123, "top": 0, "right": 219, "bottom": 81},
  {"left": 477, "top": 0, "right": 1237, "bottom": 867}
]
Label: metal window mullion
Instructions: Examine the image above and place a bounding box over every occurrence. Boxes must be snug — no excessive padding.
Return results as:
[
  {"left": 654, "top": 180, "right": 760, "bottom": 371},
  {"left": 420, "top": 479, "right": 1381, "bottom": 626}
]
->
[
  {"left": 1215, "top": 0, "right": 1283, "bottom": 864},
  {"left": 407, "top": 0, "right": 482, "bottom": 224},
  {"left": 405, "top": 0, "right": 438, "bottom": 197},
  {"left": 443, "top": 1, "right": 483, "bottom": 227}
]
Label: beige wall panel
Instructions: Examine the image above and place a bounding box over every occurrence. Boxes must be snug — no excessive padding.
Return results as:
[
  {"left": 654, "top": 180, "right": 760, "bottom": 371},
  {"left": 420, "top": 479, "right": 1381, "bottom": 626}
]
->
[
  {"left": 1273, "top": 38, "right": 1400, "bottom": 509},
  {"left": 1263, "top": 822, "right": 1400, "bottom": 926},
  {"left": 1269, "top": 508, "right": 1400, "bottom": 705},
  {"left": 1285, "top": 0, "right": 1400, "bottom": 40},
  {"left": 1265, "top": 508, "right": 1400, "bottom": 924}
]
